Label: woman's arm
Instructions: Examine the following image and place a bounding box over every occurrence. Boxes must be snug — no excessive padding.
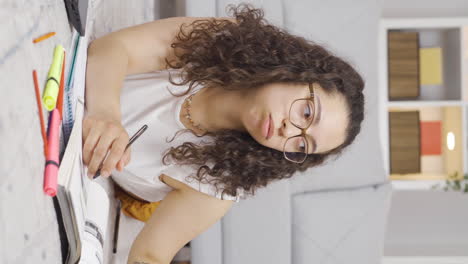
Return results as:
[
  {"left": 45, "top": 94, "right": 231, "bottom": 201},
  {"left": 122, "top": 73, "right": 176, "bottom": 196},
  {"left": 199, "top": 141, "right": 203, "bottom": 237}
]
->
[
  {"left": 127, "top": 175, "right": 234, "bottom": 264},
  {"left": 85, "top": 16, "right": 235, "bottom": 117},
  {"left": 83, "top": 16, "right": 236, "bottom": 175}
]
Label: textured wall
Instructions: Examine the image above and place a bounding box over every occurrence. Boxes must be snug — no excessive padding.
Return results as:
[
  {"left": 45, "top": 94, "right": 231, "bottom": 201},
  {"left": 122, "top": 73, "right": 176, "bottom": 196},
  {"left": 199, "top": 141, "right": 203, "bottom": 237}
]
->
[
  {"left": 382, "top": 0, "right": 468, "bottom": 18},
  {"left": 0, "top": 1, "right": 154, "bottom": 263}
]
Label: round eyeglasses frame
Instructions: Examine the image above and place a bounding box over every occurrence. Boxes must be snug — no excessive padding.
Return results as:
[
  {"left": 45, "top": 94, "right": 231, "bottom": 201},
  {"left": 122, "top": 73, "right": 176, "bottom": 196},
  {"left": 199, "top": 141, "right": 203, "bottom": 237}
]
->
[{"left": 283, "top": 83, "right": 315, "bottom": 164}]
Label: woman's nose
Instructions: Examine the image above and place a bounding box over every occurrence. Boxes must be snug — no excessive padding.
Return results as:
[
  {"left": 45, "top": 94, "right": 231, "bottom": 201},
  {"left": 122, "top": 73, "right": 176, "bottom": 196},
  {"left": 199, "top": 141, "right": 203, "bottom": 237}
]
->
[{"left": 280, "top": 119, "right": 300, "bottom": 138}]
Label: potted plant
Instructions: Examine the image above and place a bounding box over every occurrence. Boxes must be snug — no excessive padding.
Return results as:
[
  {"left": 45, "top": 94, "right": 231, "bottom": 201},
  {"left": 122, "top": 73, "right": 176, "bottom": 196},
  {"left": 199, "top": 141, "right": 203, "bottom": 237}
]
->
[{"left": 431, "top": 172, "right": 468, "bottom": 193}]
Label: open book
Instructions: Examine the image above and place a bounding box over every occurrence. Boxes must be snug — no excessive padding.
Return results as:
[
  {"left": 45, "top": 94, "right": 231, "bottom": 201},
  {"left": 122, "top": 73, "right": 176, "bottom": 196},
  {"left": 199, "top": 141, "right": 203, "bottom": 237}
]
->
[
  {"left": 80, "top": 181, "right": 110, "bottom": 264},
  {"left": 56, "top": 5, "right": 112, "bottom": 262},
  {"left": 56, "top": 96, "right": 86, "bottom": 263},
  {"left": 57, "top": 97, "right": 110, "bottom": 264}
]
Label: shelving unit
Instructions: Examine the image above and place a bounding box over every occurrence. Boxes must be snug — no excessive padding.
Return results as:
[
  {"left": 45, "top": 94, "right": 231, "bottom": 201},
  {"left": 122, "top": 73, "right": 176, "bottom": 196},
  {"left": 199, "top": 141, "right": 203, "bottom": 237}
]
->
[{"left": 378, "top": 17, "right": 468, "bottom": 189}]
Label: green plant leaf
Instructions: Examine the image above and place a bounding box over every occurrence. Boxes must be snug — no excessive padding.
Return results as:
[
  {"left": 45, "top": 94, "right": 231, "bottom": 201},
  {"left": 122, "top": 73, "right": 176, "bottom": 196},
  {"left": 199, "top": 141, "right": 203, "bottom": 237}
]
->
[
  {"left": 455, "top": 180, "right": 461, "bottom": 189},
  {"left": 448, "top": 181, "right": 455, "bottom": 189},
  {"left": 449, "top": 172, "right": 458, "bottom": 180}
]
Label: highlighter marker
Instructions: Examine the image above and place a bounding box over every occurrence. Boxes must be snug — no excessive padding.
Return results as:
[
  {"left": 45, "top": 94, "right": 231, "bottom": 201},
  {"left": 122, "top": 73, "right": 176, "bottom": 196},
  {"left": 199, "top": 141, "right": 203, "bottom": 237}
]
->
[
  {"left": 33, "top": 32, "right": 56, "bottom": 44},
  {"left": 32, "top": 70, "right": 48, "bottom": 157},
  {"left": 42, "top": 45, "right": 64, "bottom": 111},
  {"left": 44, "top": 108, "right": 61, "bottom": 196},
  {"left": 56, "top": 51, "right": 66, "bottom": 118}
]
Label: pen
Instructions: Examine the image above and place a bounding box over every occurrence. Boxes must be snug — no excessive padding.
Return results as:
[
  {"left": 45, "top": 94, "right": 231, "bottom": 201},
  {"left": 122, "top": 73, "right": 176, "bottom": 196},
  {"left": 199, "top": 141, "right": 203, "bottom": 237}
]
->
[
  {"left": 56, "top": 51, "right": 66, "bottom": 119},
  {"left": 33, "top": 32, "right": 56, "bottom": 43},
  {"left": 93, "top": 124, "right": 148, "bottom": 179},
  {"left": 32, "top": 70, "right": 48, "bottom": 157},
  {"left": 113, "top": 199, "right": 122, "bottom": 254},
  {"left": 43, "top": 108, "right": 61, "bottom": 196}
]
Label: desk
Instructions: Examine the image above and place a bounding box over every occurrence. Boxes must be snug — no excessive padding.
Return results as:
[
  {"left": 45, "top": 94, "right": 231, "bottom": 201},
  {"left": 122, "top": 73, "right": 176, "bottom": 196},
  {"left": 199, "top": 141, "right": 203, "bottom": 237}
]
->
[{"left": 0, "top": 1, "right": 154, "bottom": 263}]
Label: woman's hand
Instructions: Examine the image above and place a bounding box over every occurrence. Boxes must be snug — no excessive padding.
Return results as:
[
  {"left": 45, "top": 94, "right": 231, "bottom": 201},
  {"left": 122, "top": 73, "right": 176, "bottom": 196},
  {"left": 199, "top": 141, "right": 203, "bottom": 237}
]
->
[{"left": 82, "top": 113, "right": 131, "bottom": 179}]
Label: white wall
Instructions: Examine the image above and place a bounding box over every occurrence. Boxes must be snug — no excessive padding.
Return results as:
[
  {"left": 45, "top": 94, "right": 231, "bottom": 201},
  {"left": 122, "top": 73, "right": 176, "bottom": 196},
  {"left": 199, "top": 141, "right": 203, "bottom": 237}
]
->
[
  {"left": 382, "top": 0, "right": 468, "bottom": 257},
  {"left": 382, "top": 0, "right": 468, "bottom": 18},
  {"left": 382, "top": 256, "right": 468, "bottom": 264},
  {"left": 384, "top": 190, "right": 468, "bottom": 256}
]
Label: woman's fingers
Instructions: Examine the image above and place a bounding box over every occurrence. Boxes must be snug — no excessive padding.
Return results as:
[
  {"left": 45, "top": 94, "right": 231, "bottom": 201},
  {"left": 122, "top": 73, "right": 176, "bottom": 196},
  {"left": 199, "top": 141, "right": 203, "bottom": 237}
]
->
[
  {"left": 117, "top": 149, "right": 130, "bottom": 171},
  {"left": 81, "top": 114, "right": 130, "bottom": 178},
  {"left": 82, "top": 123, "right": 103, "bottom": 166},
  {"left": 123, "top": 147, "right": 131, "bottom": 165},
  {"left": 100, "top": 135, "right": 129, "bottom": 176},
  {"left": 117, "top": 148, "right": 131, "bottom": 171},
  {"left": 82, "top": 117, "right": 97, "bottom": 165},
  {"left": 86, "top": 126, "right": 120, "bottom": 177}
]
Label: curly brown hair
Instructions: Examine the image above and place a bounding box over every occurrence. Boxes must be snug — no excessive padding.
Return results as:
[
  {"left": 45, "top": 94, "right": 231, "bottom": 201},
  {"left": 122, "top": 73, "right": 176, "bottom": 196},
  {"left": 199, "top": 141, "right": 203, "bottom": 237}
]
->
[{"left": 161, "top": 4, "right": 365, "bottom": 199}]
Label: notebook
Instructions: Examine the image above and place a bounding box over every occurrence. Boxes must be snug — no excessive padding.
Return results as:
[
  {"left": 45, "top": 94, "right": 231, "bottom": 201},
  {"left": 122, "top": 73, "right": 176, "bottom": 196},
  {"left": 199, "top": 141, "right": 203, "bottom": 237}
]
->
[
  {"left": 64, "top": 0, "right": 89, "bottom": 36},
  {"left": 57, "top": 23, "right": 110, "bottom": 263},
  {"left": 61, "top": 28, "right": 89, "bottom": 153},
  {"left": 57, "top": 97, "right": 110, "bottom": 264},
  {"left": 57, "top": 97, "right": 86, "bottom": 263}
]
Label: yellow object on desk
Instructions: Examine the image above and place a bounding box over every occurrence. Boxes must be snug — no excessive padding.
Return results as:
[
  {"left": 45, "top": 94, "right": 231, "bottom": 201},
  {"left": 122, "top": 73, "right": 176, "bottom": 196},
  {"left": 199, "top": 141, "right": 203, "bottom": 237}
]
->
[
  {"left": 42, "top": 45, "right": 64, "bottom": 111},
  {"left": 419, "top": 47, "right": 443, "bottom": 85},
  {"left": 114, "top": 183, "right": 161, "bottom": 222}
]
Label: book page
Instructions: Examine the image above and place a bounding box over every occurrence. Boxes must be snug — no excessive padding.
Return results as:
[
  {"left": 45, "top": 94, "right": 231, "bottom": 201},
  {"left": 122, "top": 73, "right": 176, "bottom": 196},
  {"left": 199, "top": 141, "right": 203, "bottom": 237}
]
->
[
  {"left": 66, "top": 98, "right": 87, "bottom": 259},
  {"left": 79, "top": 182, "right": 110, "bottom": 264},
  {"left": 57, "top": 97, "right": 89, "bottom": 263}
]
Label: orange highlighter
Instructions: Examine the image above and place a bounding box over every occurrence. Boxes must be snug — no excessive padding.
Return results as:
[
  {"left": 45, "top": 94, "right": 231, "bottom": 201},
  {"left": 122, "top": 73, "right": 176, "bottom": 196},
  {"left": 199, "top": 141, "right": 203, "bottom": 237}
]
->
[{"left": 44, "top": 108, "right": 61, "bottom": 196}]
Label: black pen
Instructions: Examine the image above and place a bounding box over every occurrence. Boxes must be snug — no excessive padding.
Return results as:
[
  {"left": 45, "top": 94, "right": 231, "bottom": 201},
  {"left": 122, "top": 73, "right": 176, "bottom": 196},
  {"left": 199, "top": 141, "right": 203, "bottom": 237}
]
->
[
  {"left": 93, "top": 124, "right": 148, "bottom": 179},
  {"left": 113, "top": 199, "right": 122, "bottom": 254}
]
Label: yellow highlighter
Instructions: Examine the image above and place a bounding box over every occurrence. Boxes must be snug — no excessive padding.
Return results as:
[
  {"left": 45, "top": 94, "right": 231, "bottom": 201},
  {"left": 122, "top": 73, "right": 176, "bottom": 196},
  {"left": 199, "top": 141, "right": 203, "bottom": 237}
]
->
[{"left": 42, "top": 45, "right": 64, "bottom": 111}]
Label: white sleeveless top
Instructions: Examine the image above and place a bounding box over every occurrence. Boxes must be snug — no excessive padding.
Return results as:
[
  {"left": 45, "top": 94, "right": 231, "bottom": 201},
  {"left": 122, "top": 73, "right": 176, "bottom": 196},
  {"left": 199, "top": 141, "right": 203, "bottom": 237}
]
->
[{"left": 110, "top": 69, "right": 244, "bottom": 202}]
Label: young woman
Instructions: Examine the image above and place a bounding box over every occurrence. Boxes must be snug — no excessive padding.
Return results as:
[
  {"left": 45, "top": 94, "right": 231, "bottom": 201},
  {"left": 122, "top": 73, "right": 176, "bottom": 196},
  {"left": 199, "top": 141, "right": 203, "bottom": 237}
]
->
[{"left": 83, "top": 4, "right": 364, "bottom": 264}]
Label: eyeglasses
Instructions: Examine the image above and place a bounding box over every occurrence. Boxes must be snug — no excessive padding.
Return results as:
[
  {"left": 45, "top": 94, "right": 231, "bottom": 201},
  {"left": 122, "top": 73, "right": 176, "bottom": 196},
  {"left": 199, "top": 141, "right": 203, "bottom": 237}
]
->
[{"left": 283, "top": 83, "right": 315, "bottom": 163}]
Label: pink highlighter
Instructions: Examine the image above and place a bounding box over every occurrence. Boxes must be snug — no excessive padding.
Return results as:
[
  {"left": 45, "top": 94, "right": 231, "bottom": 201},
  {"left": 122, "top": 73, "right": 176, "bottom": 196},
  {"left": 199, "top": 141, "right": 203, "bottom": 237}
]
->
[{"left": 44, "top": 108, "right": 61, "bottom": 196}]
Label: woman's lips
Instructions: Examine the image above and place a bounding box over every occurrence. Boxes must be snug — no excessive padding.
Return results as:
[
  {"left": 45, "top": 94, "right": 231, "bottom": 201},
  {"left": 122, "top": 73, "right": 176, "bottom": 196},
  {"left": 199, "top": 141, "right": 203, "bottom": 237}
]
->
[
  {"left": 267, "top": 115, "right": 274, "bottom": 140},
  {"left": 262, "top": 114, "right": 270, "bottom": 139}
]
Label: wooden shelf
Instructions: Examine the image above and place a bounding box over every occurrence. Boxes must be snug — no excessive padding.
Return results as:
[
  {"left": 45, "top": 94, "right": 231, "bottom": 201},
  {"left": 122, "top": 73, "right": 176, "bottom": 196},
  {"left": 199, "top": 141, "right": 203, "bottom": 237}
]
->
[
  {"left": 462, "top": 26, "right": 468, "bottom": 102},
  {"left": 391, "top": 173, "right": 449, "bottom": 181},
  {"left": 379, "top": 17, "right": 468, "bottom": 189},
  {"left": 387, "top": 100, "right": 462, "bottom": 107}
]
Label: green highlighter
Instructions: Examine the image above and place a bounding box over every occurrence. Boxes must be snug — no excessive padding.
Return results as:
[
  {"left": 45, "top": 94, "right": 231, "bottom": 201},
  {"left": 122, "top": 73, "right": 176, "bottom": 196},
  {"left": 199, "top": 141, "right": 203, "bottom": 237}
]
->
[{"left": 42, "top": 45, "right": 64, "bottom": 111}]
